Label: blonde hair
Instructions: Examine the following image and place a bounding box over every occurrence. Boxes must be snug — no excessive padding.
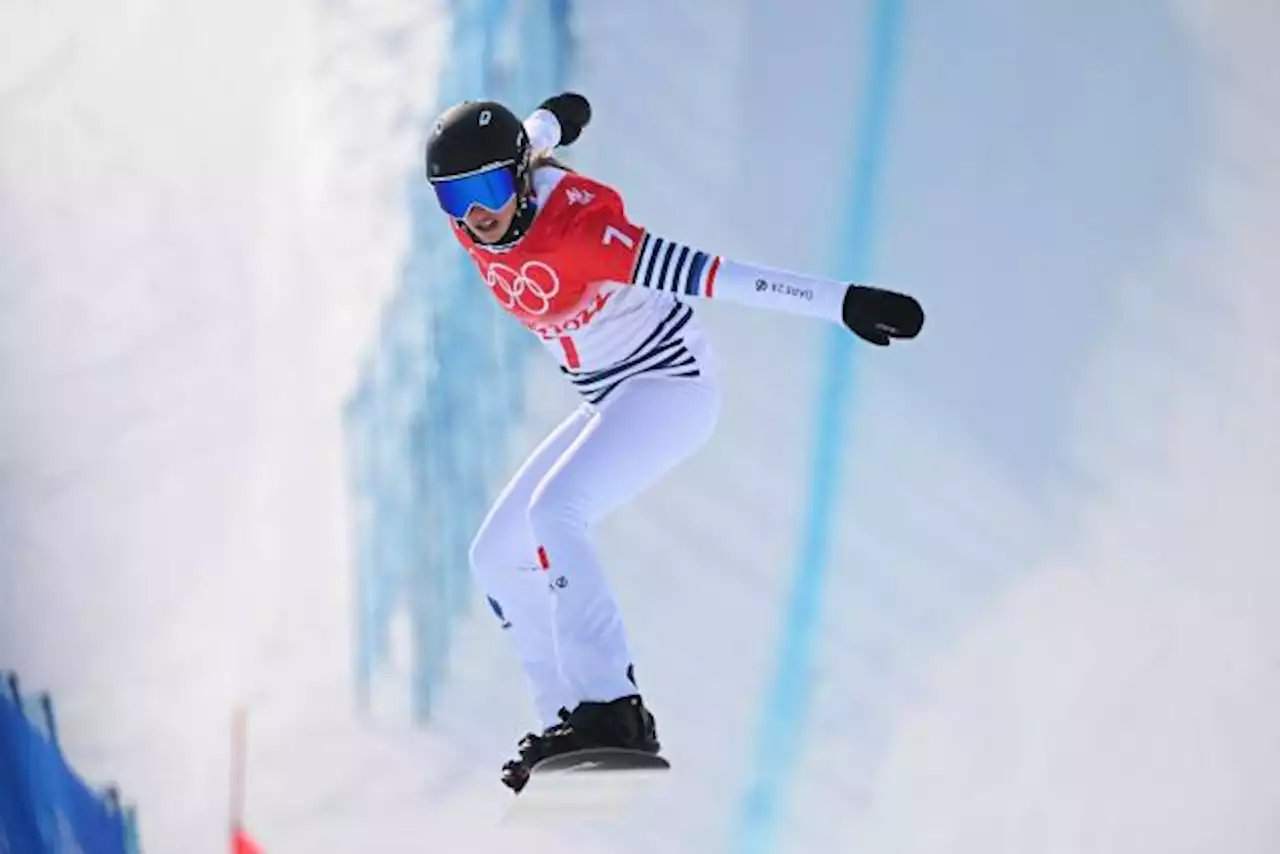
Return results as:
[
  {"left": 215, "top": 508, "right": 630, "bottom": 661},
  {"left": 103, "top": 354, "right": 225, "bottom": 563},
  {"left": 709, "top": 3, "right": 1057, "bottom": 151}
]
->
[{"left": 530, "top": 149, "right": 576, "bottom": 174}]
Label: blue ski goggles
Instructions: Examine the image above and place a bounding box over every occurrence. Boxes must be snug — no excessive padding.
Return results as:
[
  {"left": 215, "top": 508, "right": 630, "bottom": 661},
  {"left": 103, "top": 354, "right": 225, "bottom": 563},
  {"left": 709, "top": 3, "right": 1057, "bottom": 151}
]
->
[{"left": 430, "top": 163, "right": 517, "bottom": 219}]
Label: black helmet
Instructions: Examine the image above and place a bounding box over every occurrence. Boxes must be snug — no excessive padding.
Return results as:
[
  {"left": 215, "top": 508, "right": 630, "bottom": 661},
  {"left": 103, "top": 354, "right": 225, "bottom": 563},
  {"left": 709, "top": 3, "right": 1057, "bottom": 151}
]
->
[{"left": 426, "top": 100, "right": 530, "bottom": 185}]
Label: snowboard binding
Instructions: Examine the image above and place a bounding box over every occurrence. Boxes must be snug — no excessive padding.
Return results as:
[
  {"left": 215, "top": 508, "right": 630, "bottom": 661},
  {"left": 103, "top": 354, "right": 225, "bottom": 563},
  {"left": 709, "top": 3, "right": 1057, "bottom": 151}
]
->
[{"left": 502, "top": 695, "right": 661, "bottom": 794}]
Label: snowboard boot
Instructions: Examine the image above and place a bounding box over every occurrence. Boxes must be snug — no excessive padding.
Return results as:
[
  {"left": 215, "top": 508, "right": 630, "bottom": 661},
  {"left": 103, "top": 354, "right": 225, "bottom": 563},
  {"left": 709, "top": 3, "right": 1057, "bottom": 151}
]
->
[{"left": 501, "top": 694, "right": 661, "bottom": 794}]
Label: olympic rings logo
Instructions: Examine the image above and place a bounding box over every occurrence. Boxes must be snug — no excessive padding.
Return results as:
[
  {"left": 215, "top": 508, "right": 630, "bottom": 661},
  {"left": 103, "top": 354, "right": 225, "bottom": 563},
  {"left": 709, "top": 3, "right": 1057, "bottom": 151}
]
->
[{"left": 483, "top": 260, "right": 562, "bottom": 316}]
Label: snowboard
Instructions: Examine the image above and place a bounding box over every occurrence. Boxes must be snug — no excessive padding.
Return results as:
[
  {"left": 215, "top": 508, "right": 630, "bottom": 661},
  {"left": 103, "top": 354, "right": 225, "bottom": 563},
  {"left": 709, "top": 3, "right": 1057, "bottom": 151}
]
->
[{"left": 501, "top": 748, "right": 670, "bottom": 825}]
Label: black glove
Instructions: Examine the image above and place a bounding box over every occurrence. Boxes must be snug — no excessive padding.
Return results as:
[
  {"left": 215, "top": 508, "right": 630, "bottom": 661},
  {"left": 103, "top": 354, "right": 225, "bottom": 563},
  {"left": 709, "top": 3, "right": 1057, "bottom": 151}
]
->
[
  {"left": 538, "top": 92, "right": 591, "bottom": 146},
  {"left": 841, "top": 285, "right": 924, "bottom": 346}
]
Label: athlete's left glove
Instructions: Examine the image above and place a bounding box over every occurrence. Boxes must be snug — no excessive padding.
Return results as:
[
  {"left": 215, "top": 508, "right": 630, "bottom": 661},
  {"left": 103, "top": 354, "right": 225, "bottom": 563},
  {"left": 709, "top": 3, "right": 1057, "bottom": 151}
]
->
[
  {"left": 538, "top": 92, "right": 591, "bottom": 146},
  {"left": 841, "top": 285, "right": 925, "bottom": 346}
]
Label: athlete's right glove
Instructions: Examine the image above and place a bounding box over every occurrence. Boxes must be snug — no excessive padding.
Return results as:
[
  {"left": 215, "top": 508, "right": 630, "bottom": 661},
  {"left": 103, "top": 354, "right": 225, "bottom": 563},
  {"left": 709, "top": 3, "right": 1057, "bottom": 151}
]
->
[
  {"left": 841, "top": 284, "right": 925, "bottom": 346},
  {"left": 538, "top": 92, "right": 592, "bottom": 146}
]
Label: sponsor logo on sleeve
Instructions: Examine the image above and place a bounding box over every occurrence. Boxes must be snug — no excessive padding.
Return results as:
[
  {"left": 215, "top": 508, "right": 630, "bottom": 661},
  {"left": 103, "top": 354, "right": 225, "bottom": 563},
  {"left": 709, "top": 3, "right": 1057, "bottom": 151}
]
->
[{"left": 757, "top": 278, "right": 813, "bottom": 301}]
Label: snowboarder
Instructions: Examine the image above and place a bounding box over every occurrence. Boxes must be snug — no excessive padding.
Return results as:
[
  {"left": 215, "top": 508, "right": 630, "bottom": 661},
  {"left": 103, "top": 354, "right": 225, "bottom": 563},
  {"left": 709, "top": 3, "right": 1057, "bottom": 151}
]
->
[{"left": 424, "top": 92, "right": 923, "bottom": 793}]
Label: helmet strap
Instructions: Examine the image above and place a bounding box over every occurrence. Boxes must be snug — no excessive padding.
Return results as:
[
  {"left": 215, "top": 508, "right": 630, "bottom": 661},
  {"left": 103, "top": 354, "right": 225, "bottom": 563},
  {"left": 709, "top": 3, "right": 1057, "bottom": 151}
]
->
[{"left": 491, "top": 195, "right": 537, "bottom": 246}]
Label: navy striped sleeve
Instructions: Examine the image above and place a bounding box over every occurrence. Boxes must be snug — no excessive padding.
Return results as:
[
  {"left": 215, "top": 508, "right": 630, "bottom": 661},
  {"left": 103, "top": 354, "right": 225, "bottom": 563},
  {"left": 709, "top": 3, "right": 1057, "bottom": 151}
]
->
[{"left": 629, "top": 234, "right": 721, "bottom": 298}]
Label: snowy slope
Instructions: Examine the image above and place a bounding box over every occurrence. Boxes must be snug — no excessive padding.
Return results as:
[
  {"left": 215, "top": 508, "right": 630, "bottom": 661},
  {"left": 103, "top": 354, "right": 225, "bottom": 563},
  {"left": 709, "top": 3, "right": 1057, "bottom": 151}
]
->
[
  {"left": 818, "top": 4, "right": 1280, "bottom": 851},
  {"left": 795, "top": 2, "right": 1280, "bottom": 852},
  {"left": 1, "top": 1, "right": 461, "bottom": 851},
  {"left": 3, "top": 1, "right": 1279, "bottom": 853}
]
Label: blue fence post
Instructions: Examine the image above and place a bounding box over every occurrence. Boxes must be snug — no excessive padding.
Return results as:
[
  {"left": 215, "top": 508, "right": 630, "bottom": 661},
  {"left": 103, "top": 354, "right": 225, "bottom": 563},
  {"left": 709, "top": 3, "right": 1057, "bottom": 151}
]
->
[{"left": 0, "top": 672, "right": 140, "bottom": 854}]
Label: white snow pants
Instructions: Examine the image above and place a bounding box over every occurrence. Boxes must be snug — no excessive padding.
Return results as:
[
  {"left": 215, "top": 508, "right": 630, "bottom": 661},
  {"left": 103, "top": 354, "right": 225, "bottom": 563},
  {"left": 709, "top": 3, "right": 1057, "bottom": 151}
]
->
[{"left": 469, "top": 372, "right": 720, "bottom": 727}]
